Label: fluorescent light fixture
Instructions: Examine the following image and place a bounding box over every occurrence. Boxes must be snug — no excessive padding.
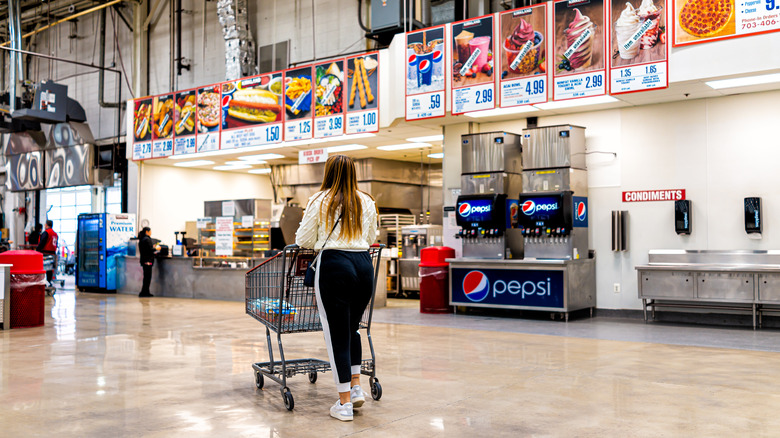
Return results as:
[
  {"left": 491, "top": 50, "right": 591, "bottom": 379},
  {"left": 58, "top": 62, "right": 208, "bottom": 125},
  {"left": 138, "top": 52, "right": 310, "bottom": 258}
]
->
[
  {"left": 226, "top": 160, "right": 263, "bottom": 165},
  {"left": 284, "top": 138, "right": 328, "bottom": 147},
  {"left": 173, "top": 160, "right": 215, "bottom": 167},
  {"left": 167, "top": 145, "right": 282, "bottom": 159},
  {"left": 464, "top": 106, "right": 539, "bottom": 118},
  {"left": 706, "top": 73, "right": 780, "bottom": 89},
  {"left": 238, "top": 153, "right": 286, "bottom": 161},
  {"left": 427, "top": 152, "right": 444, "bottom": 159},
  {"left": 324, "top": 133, "right": 376, "bottom": 143},
  {"left": 249, "top": 168, "right": 272, "bottom": 174},
  {"left": 326, "top": 144, "right": 368, "bottom": 153},
  {"left": 376, "top": 142, "right": 431, "bottom": 151},
  {"left": 214, "top": 164, "right": 252, "bottom": 170},
  {"left": 406, "top": 134, "right": 443, "bottom": 142},
  {"left": 534, "top": 95, "right": 619, "bottom": 110}
]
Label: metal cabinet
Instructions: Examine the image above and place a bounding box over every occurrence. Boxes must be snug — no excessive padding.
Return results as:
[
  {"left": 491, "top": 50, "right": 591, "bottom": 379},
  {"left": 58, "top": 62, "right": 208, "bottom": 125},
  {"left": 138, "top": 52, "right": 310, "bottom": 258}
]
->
[
  {"left": 639, "top": 271, "right": 694, "bottom": 299},
  {"left": 696, "top": 272, "right": 754, "bottom": 302},
  {"left": 758, "top": 273, "right": 780, "bottom": 303}
]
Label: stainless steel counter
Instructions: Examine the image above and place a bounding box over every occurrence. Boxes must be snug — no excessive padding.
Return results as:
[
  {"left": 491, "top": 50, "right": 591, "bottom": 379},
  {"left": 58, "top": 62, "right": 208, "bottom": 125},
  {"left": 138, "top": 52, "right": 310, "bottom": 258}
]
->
[{"left": 447, "top": 256, "right": 596, "bottom": 320}]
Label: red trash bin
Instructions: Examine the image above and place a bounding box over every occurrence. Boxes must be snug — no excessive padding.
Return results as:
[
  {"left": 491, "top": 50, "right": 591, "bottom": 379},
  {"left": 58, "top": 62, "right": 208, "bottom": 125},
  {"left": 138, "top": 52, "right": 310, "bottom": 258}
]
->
[
  {"left": 419, "top": 246, "right": 456, "bottom": 314},
  {"left": 0, "top": 250, "right": 46, "bottom": 328}
]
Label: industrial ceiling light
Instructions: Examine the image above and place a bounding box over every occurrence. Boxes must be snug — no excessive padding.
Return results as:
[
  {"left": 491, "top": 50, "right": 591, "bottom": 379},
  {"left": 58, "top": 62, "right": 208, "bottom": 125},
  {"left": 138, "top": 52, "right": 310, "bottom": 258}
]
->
[
  {"left": 427, "top": 152, "right": 444, "bottom": 159},
  {"left": 405, "top": 134, "right": 444, "bottom": 142},
  {"left": 226, "top": 160, "right": 264, "bottom": 165},
  {"left": 173, "top": 160, "right": 215, "bottom": 167},
  {"left": 376, "top": 142, "right": 431, "bottom": 151},
  {"left": 464, "top": 106, "right": 539, "bottom": 118},
  {"left": 237, "top": 153, "right": 286, "bottom": 161},
  {"left": 534, "top": 95, "right": 619, "bottom": 110},
  {"left": 249, "top": 168, "right": 272, "bottom": 174},
  {"left": 326, "top": 144, "right": 368, "bottom": 153},
  {"left": 705, "top": 73, "right": 780, "bottom": 89},
  {"left": 214, "top": 164, "right": 252, "bottom": 170}
]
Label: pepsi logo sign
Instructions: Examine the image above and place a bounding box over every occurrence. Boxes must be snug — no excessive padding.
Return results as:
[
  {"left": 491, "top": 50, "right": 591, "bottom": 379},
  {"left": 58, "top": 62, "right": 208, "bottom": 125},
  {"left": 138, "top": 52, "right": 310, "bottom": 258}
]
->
[
  {"left": 522, "top": 200, "right": 558, "bottom": 215},
  {"left": 576, "top": 201, "right": 586, "bottom": 221},
  {"left": 462, "top": 271, "right": 490, "bottom": 302},
  {"left": 521, "top": 200, "right": 535, "bottom": 215},
  {"left": 458, "top": 203, "right": 491, "bottom": 217},
  {"left": 418, "top": 59, "right": 431, "bottom": 72}
]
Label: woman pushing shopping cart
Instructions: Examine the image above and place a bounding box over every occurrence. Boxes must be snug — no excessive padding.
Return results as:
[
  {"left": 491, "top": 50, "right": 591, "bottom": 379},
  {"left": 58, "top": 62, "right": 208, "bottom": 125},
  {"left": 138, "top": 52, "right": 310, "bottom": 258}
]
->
[{"left": 246, "top": 154, "right": 382, "bottom": 421}]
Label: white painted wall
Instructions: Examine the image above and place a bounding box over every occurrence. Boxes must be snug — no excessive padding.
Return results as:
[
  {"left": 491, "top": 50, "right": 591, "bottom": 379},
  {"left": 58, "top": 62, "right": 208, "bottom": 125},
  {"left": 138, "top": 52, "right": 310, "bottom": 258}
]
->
[
  {"left": 445, "top": 89, "right": 780, "bottom": 309},
  {"left": 137, "top": 163, "right": 273, "bottom": 247}
]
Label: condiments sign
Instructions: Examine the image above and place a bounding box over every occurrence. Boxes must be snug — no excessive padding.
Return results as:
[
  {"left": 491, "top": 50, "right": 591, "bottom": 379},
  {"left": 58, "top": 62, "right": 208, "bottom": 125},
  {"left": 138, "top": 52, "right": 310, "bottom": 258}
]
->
[{"left": 622, "top": 189, "right": 686, "bottom": 202}]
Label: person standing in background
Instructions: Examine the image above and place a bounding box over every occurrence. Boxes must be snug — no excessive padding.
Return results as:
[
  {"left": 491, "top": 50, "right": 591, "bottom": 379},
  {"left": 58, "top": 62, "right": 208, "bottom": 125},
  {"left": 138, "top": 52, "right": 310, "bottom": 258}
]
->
[
  {"left": 138, "top": 227, "right": 160, "bottom": 297},
  {"left": 36, "top": 220, "right": 59, "bottom": 285},
  {"left": 28, "top": 223, "right": 43, "bottom": 246}
]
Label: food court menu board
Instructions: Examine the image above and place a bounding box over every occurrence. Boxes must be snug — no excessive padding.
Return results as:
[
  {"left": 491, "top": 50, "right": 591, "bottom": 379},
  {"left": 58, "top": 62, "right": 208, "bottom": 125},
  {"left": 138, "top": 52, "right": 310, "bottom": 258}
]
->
[
  {"left": 552, "top": 0, "right": 607, "bottom": 101},
  {"left": 196, "top": 84, "right": 221, "bottom": 153},
  {"left": 345, "top": 53, "right": 379, "bottom": 134},
  {"left": 173, "top": 89, "right": 197, "bottom": 155},
  {"left": 221, "top": 72, "right": 284, "bottom": 149},
  {"left": 131, "top": 97, "right": 153, "bottom": 160},
  {"left": 284, "top": 67, "right": 314, "bottom": 141},
  {"left": 405, "top": 26, "right": 446, "bottom": 121},
  {"left": 499, "top": 5, "right": 549, "bottom": 107},
  {"left": 673, "top": 0, "right": 780, "bottom": 46},
  {"left": 609, "top": 0, "right": 668, "bottom": 94},
  {"left": 451, "top": 14, "right": 497, "bottom": 114},
  {"left": 314, "top": 60, "right": 346, "bottom": 138},
  {"left": 151, "top": 94, "right": 174, "bottom": 158}
]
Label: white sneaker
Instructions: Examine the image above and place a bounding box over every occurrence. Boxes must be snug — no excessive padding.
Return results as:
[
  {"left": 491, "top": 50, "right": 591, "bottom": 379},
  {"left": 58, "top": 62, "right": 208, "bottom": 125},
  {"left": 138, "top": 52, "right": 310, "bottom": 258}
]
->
[
  {"left": 330, "top": 400, "right": 353, "bottom": 421},
  {"left": 350, "top": 385, "right": 367, "bottom": 408}
]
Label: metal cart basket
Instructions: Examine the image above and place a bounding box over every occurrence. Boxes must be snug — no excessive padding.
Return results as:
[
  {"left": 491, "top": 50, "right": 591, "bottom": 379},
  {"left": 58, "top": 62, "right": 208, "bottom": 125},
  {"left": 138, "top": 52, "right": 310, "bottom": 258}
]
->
[{"left": 246, "top": 244, "right": 384, "bottom": 410}]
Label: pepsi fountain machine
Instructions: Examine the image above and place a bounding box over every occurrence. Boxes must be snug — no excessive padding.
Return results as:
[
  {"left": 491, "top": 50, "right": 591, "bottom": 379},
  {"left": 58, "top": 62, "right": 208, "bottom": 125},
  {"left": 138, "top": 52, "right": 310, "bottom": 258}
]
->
[{"left": 449, "top": 126, "right": 596, "bottom": 321}]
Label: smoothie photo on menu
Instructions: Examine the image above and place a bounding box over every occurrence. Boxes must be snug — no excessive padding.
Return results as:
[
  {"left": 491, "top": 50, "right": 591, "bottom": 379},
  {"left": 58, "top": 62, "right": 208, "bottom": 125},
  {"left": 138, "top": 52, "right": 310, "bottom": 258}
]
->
[{"left": 451, "top": 16, "right": 495, "bottom": 87}]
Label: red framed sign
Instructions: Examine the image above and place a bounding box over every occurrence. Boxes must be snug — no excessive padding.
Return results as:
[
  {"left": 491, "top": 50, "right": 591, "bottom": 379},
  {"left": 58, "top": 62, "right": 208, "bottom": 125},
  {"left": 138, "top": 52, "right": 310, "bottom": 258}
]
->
[
  {"left": 673, "top": 0, "right": 780, "bottom": 46},
  {"left": 195, "top": 83, "right": 222, "bottom": 153},
  {"left": 552, "top": 0, "right": 607, "bottom": 101},
  {"left": 172, "top": 88, "right": 197, "bottom": 156},
  {"left": 405, "top": 25, "right": 447, "bottom": 121},
  {"left": 499, "top": 4, "right": 550, "bottom": 108},
  {"left": 313, "top": 59, "right": 346, "bottom": 138},
  {"left": 345, "top": 52, "right": 379, "bottom": 134},
  {"left": 450, "top": 14, "right": 497, "bottom": 114},
  {"left": 608, "top": 0, "right": 669, "bottom": 94}
]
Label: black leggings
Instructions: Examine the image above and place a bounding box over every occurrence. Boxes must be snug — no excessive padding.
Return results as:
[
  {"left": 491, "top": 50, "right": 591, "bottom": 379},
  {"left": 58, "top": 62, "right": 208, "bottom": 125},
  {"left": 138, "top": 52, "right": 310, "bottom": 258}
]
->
[{"left": 314, "top": 250, "right": 373, "bottom": 393}]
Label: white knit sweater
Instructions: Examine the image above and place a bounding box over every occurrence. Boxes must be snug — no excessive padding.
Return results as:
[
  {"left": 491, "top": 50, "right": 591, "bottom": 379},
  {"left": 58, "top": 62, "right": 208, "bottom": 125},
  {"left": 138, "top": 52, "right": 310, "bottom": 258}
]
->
[{"left": 295, "top": 190, "right": 378, "bottom": 250}]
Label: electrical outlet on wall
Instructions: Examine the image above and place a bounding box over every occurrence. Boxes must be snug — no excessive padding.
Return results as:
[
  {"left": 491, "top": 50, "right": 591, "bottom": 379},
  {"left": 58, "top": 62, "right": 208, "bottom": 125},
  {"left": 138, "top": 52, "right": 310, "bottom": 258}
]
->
[{"left": 613, "top": 283, "right": 621, "bottom": 294}]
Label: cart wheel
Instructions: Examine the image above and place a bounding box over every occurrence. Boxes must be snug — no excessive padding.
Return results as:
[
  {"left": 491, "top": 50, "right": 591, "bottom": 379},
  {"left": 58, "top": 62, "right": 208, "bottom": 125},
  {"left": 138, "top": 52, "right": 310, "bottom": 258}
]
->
[
  {"left": 308, "top": 372, "right": 318, "bottom": 383},
  {"left": 282, "top": 387, "right": 294, "bottom": 411},
  {"left": 370, "top": 380, "right": 382, "bottom": 400},
  {"left": 255, "top": 372, "right": 264, "bottom": 389}
]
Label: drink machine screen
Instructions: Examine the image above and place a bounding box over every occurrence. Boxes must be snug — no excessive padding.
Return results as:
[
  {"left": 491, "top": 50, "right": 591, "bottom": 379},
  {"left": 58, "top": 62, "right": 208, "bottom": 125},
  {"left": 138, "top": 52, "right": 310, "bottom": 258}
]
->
[
  {"left": 456, "top": 194, "right": 507, "bottom": 230},
  {"left": 517, "top": 192, "right": 573, "bottom": 235}
]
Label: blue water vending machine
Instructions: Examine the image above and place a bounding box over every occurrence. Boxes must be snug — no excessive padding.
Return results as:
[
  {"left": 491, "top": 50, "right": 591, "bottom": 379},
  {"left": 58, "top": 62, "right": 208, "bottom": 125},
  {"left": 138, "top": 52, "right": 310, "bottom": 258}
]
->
[{"left": 76, "top": 213, "right": 136, "bottom": 292}]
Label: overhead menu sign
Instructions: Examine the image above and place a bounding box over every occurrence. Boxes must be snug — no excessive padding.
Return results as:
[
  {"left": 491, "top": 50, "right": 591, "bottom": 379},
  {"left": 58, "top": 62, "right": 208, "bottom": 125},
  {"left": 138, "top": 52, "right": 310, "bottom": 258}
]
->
[
  {"left": 284, "top": 66, "right": 314, "bottom": 141},
  {"left": 608, "top": 0, "right": 669, "bottom": 94},
  {"left": 673, "top": 0, "right": 780, "bottom": 46},
  {"left": 450, "top": 14, "right": 497, "bottom": 114},
  {"left": 552, "top": 0, "right": 607, "bottom": 101},
  {"left": 499, "top": 5, "right": 549, "bottom": 107},
  {"left": 151, "top": 94, "right": 174, "bottom": 158},
  {"left": 345, "top": 53, "right": 379, "bottom": 134},
  {"left": 131, "top": 97, "right": 153, "bottom": 160},
  {"left": 195, "top": 84, "right": 221, "bottom": 153},
  {"left": 405, "top": 26, "right": 447, "bottom": 121},
  {"left": 299, "top": 148, "right": 328, "bottom": 164},
  {"left": 314, "top": 59, "right": 346, "bottom": 138},
  {"left": 221, "top": 72, "right": 284, "bottom": 149},
  {"left": 173, "top": 89, "right": 197, "bottom": 155}
]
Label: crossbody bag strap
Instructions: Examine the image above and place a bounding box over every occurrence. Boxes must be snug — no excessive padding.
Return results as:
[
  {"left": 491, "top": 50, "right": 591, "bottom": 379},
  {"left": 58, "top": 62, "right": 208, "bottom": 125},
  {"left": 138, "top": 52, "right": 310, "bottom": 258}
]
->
[{"left": 313, "top": 213, "right": 342, "bottom": 265}]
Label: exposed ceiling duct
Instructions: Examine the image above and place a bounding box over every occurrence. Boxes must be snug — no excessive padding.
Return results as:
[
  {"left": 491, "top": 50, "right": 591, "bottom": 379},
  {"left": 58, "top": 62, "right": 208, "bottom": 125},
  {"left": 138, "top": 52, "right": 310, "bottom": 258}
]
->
[{"left": 217, "top": 0, "right": 257, "bottom": 81}]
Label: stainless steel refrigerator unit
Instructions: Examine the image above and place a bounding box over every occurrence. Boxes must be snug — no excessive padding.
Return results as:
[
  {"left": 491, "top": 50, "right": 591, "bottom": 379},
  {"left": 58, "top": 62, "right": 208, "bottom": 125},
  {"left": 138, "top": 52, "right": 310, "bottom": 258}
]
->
[{"left": 398, "top": 225, "right": 443, "bottom": 295}]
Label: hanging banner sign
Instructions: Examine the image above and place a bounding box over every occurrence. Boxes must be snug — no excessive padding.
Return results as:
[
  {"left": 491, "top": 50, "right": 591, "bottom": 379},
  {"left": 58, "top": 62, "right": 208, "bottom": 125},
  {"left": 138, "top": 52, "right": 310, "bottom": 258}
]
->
[
  {"left": 151, "top": 94, "right": 174, "bottom": 158},
  {"left": 173, "top": 88, "right": 197, "bottom": 155},
  {"left": 552, "top": 0, "right": 607, "bottom": 101},
  {"left": 673, "top": 0, "right": 780, "bottom": 46},
  {"left": 195, "top": 84, "right": 221, "bottom": 153},
  {"left": 450, "top": 15, "right": 497, "bottom": 114},
  {"left": 405, "top": 26, "right": 447, "bottom": 121},
  {"left": 283, "top": 66, "right": 314, "bottom": 141},
  {"left": 345, "top": 53, "right": 379, "bottom": 134},
  {"left": 314, "top": 59, "right": 346, "bottom": 138},
  {"left": 609, "top": 0, "right": 669, "bottom": 94},
  {"left": 220, "top": 72, "right": 284, "bottom": 149},
  {"left": 299, "top": 148, "right": 328, "bottom": 164},
  {"left": 131, "top": 97, "right": 153, "bottom": 160},
  {"left": 622, "top": 189, "right": 686, "bottom": 202},
  {"left": 499, "top": 5, "right": 549, "bottom": 107}
]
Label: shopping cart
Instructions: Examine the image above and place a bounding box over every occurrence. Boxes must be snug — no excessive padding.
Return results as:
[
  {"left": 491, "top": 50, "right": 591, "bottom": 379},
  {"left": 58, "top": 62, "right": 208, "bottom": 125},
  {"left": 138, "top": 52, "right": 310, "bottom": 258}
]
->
[{"left": 246, "top": 244, "right": 384, "bottom": 411}]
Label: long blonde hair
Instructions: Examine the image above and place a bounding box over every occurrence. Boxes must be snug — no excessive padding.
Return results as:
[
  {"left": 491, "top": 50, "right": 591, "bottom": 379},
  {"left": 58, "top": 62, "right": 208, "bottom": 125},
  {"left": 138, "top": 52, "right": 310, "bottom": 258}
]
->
[{"left": 317, "top": 155, "right": 373, "bottom": 241}]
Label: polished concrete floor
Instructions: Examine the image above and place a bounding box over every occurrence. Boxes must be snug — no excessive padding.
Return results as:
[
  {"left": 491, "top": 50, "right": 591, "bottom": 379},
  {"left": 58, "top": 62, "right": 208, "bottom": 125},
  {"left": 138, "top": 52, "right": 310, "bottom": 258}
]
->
[{"left": 3, "top": 281, "right": 780, "bottom": 437}]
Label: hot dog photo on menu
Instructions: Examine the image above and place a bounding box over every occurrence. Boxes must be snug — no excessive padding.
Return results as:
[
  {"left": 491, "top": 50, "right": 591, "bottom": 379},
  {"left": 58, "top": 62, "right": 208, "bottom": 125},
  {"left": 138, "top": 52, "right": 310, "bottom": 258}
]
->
[{"left": 222, "top": 73, "right": 284, "bottom": 129}]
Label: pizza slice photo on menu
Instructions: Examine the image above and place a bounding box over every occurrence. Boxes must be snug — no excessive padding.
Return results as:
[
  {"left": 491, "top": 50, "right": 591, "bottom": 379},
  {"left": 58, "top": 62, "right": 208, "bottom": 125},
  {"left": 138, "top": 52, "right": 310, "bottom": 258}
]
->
[{"left": 678, "top": 0, "right": 734, "bottom": 39}]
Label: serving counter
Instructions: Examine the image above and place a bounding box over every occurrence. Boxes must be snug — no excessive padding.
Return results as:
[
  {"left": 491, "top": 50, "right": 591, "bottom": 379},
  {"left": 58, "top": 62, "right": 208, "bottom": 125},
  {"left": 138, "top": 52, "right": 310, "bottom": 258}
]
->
[
  {"left": 447, "top": 256, "right": 596, "bottom": 321},
  {"left": 118, "top": 255, "right": 388, "bottom": 306}
]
